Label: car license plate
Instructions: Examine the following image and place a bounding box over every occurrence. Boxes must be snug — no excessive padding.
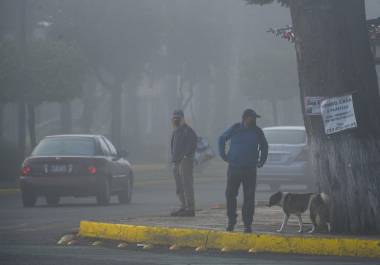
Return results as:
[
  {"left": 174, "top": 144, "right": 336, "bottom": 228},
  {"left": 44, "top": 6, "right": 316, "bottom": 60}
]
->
[
  {"left": 49, "top": 164, "right": 67, "bottom": 173},
  {"left": 269, "top": 154, "right": 282, "bottom": 161}
]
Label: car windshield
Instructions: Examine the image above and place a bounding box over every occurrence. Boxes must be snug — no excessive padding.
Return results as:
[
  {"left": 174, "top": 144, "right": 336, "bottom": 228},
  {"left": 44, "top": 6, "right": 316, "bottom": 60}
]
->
[
  {"left": 264, "top": 129, "right": 306, "bottom": 145},
  {"left": 32, "top": 137, "right": 96, "bottom": 156}
]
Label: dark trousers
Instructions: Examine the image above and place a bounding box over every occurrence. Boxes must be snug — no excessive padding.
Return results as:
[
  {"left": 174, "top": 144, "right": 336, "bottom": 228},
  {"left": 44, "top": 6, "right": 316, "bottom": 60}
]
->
[{"left": 226, "top": 166, "right": 257, "bottom": 227}]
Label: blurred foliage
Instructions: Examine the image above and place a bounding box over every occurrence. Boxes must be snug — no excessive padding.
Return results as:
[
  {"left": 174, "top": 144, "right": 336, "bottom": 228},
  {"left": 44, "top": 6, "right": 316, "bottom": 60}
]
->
[
  {"left": 33, "top": 0, "right": 162, "bottom": 88},
  {"left": 0, "top": 138, "right": 22, "bottom": 181},
  {"left": 0, "top": 39, "right": 85, "bottom": 104}
]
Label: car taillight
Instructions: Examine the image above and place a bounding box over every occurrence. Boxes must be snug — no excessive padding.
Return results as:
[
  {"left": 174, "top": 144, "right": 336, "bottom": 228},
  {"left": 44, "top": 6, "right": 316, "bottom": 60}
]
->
[
  {"left": 295, "top": 149, "right": 308, "bottom": 162},
  {"left": 21, "top": 165, "right": 31, "bottom": 176},
  {"left": 87, "top": 166, "right": 97, "bottom": 174}
]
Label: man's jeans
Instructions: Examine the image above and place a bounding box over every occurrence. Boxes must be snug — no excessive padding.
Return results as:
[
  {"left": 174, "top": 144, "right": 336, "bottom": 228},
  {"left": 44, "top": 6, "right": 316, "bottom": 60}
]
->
[
  {"left": 173, "top": 157, "right": 195, "bottom": 211},
  {"left": 226, "top": 166, "right": 257, "bottom": 226}
]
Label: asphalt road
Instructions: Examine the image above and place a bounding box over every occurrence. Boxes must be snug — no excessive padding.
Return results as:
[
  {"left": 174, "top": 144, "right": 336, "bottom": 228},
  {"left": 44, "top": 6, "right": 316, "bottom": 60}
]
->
[{"left": 0, "top": 165, "right": 378, "bottom": 265}]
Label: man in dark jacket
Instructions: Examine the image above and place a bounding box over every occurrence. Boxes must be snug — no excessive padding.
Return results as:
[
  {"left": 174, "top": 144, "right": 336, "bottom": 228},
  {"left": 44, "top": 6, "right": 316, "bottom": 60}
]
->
[
  {"left": 218, "top": 109, "right": 268, "bottom": 233},
  {"left": 171, "top": 110, "right": 197, "bottom": 217}
]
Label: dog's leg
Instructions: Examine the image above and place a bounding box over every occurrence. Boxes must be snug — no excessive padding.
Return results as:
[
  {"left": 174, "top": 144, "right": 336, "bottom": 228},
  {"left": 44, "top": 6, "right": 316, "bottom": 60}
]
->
[
  {"left": 297, "top": 215, "right": 303, "bottom": 233},
  {"left": 277, "top": 214, "right": 289, "bottom": 233},
  {"left": 308, "top": 224, "right": 315, "bottom": 234},
  {"left": 327, "top": 223, "right": 331, "bottom": 233}
]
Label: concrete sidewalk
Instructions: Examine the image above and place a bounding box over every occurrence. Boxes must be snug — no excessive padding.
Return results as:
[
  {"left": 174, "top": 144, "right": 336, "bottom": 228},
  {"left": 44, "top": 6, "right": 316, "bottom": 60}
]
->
[
  {"left": 116, "top": 204, "right": 309, "bottom": 233},
  {"left": 79, "top": 205, "right": 380, "bottom": 259}
]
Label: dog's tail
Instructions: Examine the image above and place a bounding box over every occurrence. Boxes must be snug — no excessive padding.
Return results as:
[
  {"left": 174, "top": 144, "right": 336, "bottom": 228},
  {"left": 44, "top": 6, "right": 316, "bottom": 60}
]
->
[{"left": 320, "top": 192, "right": 330, "bottom": 204}]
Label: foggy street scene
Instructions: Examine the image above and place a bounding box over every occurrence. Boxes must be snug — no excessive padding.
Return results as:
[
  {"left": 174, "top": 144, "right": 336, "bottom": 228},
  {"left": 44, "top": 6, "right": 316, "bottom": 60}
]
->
[{"left": 1, "top": 0, "right": 380, "bottom": 264}]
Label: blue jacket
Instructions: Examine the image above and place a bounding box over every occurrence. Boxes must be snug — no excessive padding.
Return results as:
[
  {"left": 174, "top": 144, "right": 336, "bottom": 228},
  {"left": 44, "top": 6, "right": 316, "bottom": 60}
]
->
[{"left": 218, "top": 123, "right": 268, "bottom": 168}]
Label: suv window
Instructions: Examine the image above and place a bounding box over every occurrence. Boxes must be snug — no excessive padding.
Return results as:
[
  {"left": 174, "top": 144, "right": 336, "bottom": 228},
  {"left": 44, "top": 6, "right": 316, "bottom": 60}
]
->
[
  {"left": 99, "top": 138, "right": 111, "bottom": 156},
  {"left": 103, "top": 137, "right": 117, "bottom": 156}
]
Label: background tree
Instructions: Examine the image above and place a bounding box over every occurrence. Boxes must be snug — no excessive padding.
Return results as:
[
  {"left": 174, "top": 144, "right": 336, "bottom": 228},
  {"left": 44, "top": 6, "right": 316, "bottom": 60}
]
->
[
  {"left": 37, "top": 0, "right": 162, "bottom": 149},
  {"left": 0, "top": 39, "right": 85, "bottom": 147},
  {"left": 248, "top": 0, "right": 380, "bottom": 233}
]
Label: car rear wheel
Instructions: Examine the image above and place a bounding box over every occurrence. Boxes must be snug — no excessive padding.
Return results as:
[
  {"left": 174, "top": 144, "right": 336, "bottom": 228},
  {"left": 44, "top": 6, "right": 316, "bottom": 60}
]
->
[
  {"left": 21, "top": 189, "right": 37, "bottom": 207},
  {"left": 46, "top": 195, "right": 60, "bottom": 206},
  {"left": 96, "top": 179, "right": 111, "bottom": 205},
  {"left": 118, "top": 177, "right": 133, "bottom": 204}
]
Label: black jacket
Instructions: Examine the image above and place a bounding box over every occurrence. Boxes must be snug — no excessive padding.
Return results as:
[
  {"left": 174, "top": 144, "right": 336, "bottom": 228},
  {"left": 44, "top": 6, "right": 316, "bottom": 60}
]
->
[{"left": 171, "top": 123, "right": 197, "bottom": 163}]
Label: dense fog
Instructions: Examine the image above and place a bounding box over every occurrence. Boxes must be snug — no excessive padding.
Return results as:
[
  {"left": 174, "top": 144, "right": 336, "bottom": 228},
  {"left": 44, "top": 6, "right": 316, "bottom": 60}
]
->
[{"left": 1, "top": 0, "right": 379, "bottom": 164}]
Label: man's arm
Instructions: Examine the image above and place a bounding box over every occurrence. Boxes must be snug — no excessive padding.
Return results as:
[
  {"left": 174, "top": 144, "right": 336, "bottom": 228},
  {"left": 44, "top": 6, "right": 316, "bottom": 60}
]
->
[
  {"left": 218, "top": 124, "right": 238, "bottom": 162},
  {"left": 257, "top": 128, "right": 268, "bottom": 167}
]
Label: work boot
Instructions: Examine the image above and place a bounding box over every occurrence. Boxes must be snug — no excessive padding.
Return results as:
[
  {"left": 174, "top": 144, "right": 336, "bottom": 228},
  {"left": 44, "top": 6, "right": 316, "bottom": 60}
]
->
[
  {"left": 244, "top": 225, "right": 252, "bottom": 233},
  {"left": 170, "top": 208, "right": 185, "bottom": 217},
  {"left": 177, "top": 209, "right": 195, "bottom": 217}
]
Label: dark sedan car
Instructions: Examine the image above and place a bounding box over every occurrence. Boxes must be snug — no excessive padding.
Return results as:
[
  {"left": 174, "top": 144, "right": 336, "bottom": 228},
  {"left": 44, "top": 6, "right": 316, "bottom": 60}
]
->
[{"left": 19, "top": 135, "right": 134, "bottom": 207}]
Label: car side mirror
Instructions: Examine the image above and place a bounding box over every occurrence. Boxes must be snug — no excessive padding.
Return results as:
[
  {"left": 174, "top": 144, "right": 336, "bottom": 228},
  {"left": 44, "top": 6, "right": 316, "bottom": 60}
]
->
[{"left": 118, "top": 150, "right": 129, "bottom": 158}]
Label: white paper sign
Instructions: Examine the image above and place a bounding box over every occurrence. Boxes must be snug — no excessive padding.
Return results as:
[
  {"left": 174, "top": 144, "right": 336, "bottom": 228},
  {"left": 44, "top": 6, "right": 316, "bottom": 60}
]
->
[
  {"left": 320, "top": 95, "right": 357, "bottom": 135},
  {"left": 304, "top": 97, "right": 324, "bottom": 115}
]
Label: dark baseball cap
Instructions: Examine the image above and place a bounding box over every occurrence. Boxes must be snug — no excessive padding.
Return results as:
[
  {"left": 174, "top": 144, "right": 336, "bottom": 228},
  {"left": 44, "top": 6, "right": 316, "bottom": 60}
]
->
[
  {"left": 242, "top": 108, "right": 261, "bottom": 119},
  {"left": 172, "top": 109, "right": 184, "bottom": 118}
]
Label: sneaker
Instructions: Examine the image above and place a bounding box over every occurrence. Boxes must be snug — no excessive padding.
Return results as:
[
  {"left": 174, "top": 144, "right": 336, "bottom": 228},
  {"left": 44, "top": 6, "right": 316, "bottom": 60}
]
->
[
  {"left": 170, "top": 208, "right": 185, "bottom": 217},
  {"left": 226, "top": 224, "right": 235, "bottom": 232},
  {"left": 244, "top": 226, "right": 252, "bottom": 233},
  {"left": 177, "top": 209, "right": 195, "bottom": 217}
]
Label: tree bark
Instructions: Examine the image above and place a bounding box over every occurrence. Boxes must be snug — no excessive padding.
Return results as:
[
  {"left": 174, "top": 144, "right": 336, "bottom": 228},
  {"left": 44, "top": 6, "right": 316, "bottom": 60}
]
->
[
  {"left": 27, "top": 103, "right": 36, "bottom": 148},
  {"left": 290, "top": 0, "right": 380, "bottom": 234},
  {"left": 60, "top": 101, "right": 72, "bottom": 133}
]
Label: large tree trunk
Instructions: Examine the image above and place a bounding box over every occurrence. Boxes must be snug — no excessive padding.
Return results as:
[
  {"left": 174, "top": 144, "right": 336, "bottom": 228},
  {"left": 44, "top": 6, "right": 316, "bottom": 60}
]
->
[
  {"left": 290, "top": 0, "right": 380, "bottom": 234},
  {"left": 27, "top": 103, "right": 36, "bottom": 148},
  {"left": 18, "top": 102, "right": 26, "bottom": 157},
  {"left": 111, "top": 86, "right": 122, "bottom": 149},
  {"left": 60, "top": 101, "right": 72, "bottom": 133}
]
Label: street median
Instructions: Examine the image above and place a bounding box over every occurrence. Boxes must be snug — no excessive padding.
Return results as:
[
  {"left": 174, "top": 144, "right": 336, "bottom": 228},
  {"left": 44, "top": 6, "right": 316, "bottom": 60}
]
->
[{"left": 79, "top": 207, "right": 380, "bottom": 258}]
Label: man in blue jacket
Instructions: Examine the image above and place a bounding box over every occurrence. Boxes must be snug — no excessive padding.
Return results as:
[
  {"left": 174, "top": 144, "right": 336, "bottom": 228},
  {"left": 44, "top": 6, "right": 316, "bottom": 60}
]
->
[{"left": 218, "top": 109, "right": 268, "bottom": 233}]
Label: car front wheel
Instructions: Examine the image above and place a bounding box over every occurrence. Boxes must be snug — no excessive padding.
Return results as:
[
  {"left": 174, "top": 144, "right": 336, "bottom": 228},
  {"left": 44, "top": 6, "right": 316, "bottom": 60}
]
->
[{"left": 118, "top": 176, "right": 133, "bottom": 204}]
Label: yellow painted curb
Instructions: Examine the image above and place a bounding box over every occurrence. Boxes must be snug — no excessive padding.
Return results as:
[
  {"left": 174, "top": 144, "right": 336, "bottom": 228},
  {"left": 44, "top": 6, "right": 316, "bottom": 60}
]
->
[{"left": 79, "top": 221, "right": 380, "bottom": 258}]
